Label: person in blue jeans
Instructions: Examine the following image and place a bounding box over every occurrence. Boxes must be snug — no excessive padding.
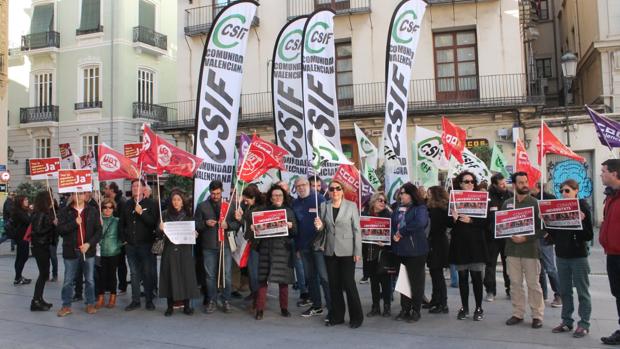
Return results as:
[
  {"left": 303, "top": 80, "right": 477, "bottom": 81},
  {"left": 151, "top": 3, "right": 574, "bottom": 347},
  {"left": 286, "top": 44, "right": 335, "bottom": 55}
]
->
[
  {"left": 293, "top": 177, "right": 330, "bottom": 319},
  {"left": 56, "top": 192, "right": 102, "bottom": 316},
  {"left": 195, "top": 180, "right": 239, "bottom": 314}
]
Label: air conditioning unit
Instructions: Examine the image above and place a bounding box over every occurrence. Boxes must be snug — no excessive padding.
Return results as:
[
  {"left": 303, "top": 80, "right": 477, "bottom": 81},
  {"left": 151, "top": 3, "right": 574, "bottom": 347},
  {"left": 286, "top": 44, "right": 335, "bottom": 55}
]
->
[{"left": 497, "top": 128, "right": 512, "bottom": 141}]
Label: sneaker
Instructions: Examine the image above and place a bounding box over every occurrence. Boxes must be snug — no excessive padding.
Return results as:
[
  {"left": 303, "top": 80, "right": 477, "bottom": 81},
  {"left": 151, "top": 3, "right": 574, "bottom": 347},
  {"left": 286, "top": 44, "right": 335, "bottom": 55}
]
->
[
  {"left": 408, "top": 310, "right": 421, "bottom": 323},
  {"left": 222, "top": 301, "right": 232, "bottom": 313},
  {"left": 601, "top": 330, "right": 620, "bottom": 345},
  {"left": 124, "top": 301, "right": 141, "bottom": 311},
  {"left": 359, "top": 276, "right": 369, "bottom": 284},
  {"left": 485, "top": 293, "right": 495, "bottom": 302},
  {"left": 395, "top": 310, "right": 410, "bottom": 321},
  {"left": 281, "top": 308, "right": 291, "bottom": 317},
  {"left": 551, "top": 323, "right": 573, "bottom": 333},
  {"left": 57, "top": 306, "right": 72, "bottom": 317},
  {"left": 117, "top": 289, "right": 127, "bottom": 296},
  {"left": 457, "top": 308, "right": 468, "bottom": 320},
  {"left": 301, "top": 307, "right": 324, "bottom": 317},
  {"left": 205, "top": 301, "right": 216, "bottom": 314},
  {"left": 296, "top": 298, "right": 313, "bottom": 307},
  {"left": 573, "top": 326, "right": 588, "bottom": 338},
  {"left": 13, "top": 277, "right": 31, "bottom": 286},
  {"left": 531, "top": 318, "right": 543, "bottom": 329},
  {"left": 145, "top": 301, "right": 155, "bottom": 311},
  {"left": 550, "top": 295, "right": 562, "bottom": 308},
  {"left": 473, "top": 307, "right": 484, "bottom": 321}
]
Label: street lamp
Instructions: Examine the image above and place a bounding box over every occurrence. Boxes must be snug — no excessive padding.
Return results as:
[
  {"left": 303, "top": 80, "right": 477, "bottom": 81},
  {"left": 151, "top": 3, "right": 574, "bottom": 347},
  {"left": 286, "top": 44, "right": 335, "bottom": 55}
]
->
[{"left": 561, "top": 51, "right": 577, "bottom": 146}]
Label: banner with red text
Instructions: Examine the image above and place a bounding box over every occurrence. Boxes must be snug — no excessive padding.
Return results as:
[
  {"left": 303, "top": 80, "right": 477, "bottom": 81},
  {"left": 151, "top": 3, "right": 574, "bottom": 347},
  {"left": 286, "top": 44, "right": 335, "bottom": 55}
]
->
[
  {"left": 29, "top": 157, "right": 61, "bottom": 180},
  {"left": 494, "top": 207, "right": 535, "bottom": 239},
  {"left": 538, "top": 199, "right": 582, "bottom": 230},
  {"left": 360, "top": 216, "right": 392, "bottom": 245},
  {"left": 58, "top": 169, "right": 93, "bottom": 193},
  {"left": 448, "top": 190, "right": 489, "bottom": 218},
  {"left": 251, "top": 209, "right": 289, "bottom": 239}
]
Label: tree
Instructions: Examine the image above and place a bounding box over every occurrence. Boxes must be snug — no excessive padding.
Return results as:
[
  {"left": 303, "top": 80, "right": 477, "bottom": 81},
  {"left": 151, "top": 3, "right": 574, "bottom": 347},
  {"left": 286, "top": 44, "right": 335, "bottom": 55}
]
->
[
  {"left": 162, "top": 174, "right": 193, "bottom": 200},
  {"left": 15, "top": 182, "right": 47, "bottom": 202},
  {"left": 470, "top": 145, "right": 492, "bottom": 168}
]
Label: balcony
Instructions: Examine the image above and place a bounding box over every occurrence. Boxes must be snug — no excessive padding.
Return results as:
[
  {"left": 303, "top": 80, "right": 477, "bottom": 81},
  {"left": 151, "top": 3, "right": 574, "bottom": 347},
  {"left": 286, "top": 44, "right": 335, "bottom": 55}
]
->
[
  {"left": 287, "top": 0, "right": 371, "bottom": 19},
  {"left": 0, "top": 53, "right": 5, "bottom": 76},
  {"left": 21, "top": 31, "right": 60, "bottom": 52},
  {"left": 154, "top": 74, "right": 544, "bottom": 132},
  {"left": 76, "top": 25, "right": 104, "bottom": 36},
  {"left": 74, "top": 101, "right": 103, "bottom": 110},
  {"left": 133, "top": 102, "right": 169, "bottom": 122},
  {"left": 426, "top": 0, "right": 497, "bottom": 4},
  {"left": 185, "top": 4, "right": 259, "bottom": 37},
  {"left": 20, "top": 106, "right": 59, "bottom": 124},
  {"left": 132, "top": 26, "right": 167, "bottom": 55}
]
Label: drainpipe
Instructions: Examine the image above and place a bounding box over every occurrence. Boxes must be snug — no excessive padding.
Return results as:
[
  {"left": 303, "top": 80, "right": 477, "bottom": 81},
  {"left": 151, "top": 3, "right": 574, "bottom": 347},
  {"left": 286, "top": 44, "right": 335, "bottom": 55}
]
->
[{"left": 109, "top": 0, "right": 115, "bottom": 147}]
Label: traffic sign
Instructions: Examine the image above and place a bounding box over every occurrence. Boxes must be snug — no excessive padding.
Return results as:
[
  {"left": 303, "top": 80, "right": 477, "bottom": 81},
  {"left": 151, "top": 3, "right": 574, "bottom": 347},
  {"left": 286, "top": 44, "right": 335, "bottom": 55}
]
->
[{"left": 0, "top": 172, "right": 9, "bottom": 182}]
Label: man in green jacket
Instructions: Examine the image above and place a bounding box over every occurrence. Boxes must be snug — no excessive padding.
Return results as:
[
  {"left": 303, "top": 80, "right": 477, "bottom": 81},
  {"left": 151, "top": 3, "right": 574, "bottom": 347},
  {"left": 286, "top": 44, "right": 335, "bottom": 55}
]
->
[{"left": 501, "top": 171, "right": 544, "bottom": 329}]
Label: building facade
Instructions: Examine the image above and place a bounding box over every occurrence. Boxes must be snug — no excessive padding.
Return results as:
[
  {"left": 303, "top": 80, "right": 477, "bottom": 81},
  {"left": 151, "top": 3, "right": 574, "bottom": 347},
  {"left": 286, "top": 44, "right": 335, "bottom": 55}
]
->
[
  {"left": 0, "top": 0, "right": 7, "bottom": 166},
  {"left": 6, "top": 0, "right": 177, "bottom": 190}
]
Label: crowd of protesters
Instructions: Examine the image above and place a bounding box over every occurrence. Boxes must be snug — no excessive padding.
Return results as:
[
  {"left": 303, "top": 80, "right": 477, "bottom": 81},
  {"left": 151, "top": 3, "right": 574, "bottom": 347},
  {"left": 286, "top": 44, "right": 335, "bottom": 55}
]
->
[{"left": 2, "top": 158, "right": 620, "bottom": 343}]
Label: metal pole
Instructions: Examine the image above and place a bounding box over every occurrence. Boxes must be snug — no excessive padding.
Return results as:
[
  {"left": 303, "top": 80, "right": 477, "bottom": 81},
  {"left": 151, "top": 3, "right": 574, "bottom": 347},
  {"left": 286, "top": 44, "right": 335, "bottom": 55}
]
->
[{"left": 564, "top": 78, "right": 571, "bottom": 147}]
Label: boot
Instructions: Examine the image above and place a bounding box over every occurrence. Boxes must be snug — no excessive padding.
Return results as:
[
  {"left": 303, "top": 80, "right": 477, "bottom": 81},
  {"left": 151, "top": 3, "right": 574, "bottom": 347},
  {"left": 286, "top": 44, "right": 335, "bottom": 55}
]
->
[
  {"left": 366, "top": 304, "right": 380, "bottom": 317},
  {"left": 106, "top": 294, "right": 117, "bottom": 309},
  {"left": 30, "top": 299, "right": 50, "bottom": 311},
  {"left": 95, "top": 294, "right": 105, "bottom": 309},
  {"left": 382, "top": 303, "right": 391, "bottom": 317}
]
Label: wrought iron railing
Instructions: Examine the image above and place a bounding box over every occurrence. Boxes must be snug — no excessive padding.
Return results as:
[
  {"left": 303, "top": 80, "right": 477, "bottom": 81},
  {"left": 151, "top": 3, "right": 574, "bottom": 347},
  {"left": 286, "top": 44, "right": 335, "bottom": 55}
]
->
[
  {"left": 184, "top": 4, "right": 259, "bottom": 37},
  {"left": 0, "top": 54, "right": 5, "bottom": 76},
  {"left": 287, "top": 0, "right": 371, "bottom": 19},
  {"left": 154, "top": 74, "right": 544, "bottom": 130},
  {"left": 133, "top": 102, "right": 169, "bottom": 122},
  {"left": 21, "top": 32, "right": 60, "bottom": 51},
  {"left": 76, "top": 25, "right": 104, "bottom": 36},
  {"left": 75, "top": 101, "right": 103, "bottom": 110},
  {"left": 133, "top": 26, "right": 167, "bottom": 51},
  {"left": 20, "top": 105, "right": 59, "bottom": 123}
]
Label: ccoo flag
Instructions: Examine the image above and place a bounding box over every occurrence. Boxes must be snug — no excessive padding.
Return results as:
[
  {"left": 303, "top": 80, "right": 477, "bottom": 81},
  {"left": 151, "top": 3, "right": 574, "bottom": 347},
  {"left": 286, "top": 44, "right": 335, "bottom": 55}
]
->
[
  {"left": 383, "top": 0, "right": 427, "bottom": 202},
  {"left": 193, "top": 0, "right": 258, "bottom": 205}
]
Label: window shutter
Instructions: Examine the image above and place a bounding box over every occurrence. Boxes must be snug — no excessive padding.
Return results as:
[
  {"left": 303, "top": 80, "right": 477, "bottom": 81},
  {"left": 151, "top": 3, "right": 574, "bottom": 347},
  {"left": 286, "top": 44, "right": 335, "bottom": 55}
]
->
[
  {"left": 139, "top": 1, "right": 155, "bottom": 30},
  {"left": 30, "top": 4, "right": 54, "bottom": 34},
  {"left": 79, "top": 0, "right": 101, "bottom": 31}
]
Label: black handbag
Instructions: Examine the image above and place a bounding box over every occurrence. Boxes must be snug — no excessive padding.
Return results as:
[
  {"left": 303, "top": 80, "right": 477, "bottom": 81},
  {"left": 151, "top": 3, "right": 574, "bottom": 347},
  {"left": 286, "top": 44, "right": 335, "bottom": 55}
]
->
[{"left": 376, "top": 249, "right": 397, "bottom": 275}]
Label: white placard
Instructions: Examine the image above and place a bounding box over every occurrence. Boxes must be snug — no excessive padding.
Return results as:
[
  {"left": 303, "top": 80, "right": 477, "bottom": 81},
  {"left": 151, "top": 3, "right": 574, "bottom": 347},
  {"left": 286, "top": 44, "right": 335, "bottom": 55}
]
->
[
  {"left": 163, "top": 221, "right": 196, "bottom": 245},
  {"left": 394, "top": 263, "right": 411, "bottom": 298}
]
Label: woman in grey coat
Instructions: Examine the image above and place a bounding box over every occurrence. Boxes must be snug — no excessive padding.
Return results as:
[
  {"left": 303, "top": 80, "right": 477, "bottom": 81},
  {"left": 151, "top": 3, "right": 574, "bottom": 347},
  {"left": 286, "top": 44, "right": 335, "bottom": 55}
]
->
[
  {"left": 314, "top": 179, "right": 363, "bottom": 328},
  {"left": 158, "top": 190, "right": 199, "bottom": 317},
  {"left": 252, "top": 184, "right": 297, "bottom": 320}
]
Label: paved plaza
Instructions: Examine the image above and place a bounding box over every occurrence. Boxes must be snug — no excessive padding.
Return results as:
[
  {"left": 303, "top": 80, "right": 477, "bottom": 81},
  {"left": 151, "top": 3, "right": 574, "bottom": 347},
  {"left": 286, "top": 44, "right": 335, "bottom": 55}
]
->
[{"left": 0, "top": 234, "right": 616, "bottom": 349}]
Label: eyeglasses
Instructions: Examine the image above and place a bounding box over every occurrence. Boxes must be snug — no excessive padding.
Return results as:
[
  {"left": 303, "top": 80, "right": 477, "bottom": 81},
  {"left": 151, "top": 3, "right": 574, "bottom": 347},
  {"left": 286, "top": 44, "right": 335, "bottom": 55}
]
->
[
  {"left": 328, "top": 187, "right": 343, "bottom": 192},
  {"left": 561, "top": 188, "right": 573, "bottom": 193},
  {"left": 461, "top": 180, "right": 475, "bottom": 184},
  {"left": 272, "top": 194, "right": 284, "bottom": 197},
  {"left": 377, "top": 199, "right": 386, "bottom": 203},
  {"left": 102, "top": 206, "right": 113, "bottom": 210}
]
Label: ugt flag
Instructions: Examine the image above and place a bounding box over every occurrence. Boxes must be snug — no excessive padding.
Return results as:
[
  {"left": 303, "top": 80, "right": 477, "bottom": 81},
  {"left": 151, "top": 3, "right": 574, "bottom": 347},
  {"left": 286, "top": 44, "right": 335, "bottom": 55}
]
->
[
  {"left": 237, "top": 135, "right": 288, "bottom": 183},
  {"left": 98, "top": 143, "right": 140, "bottom": 181}
]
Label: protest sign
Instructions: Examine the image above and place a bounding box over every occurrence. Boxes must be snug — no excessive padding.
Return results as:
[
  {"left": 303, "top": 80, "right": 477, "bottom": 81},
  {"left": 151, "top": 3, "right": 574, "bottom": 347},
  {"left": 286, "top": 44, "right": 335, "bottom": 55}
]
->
[
  {"left": 29, "top": 157, "right": 61, "bottom": 180},
  {"left": 58, "top": 169, "right": 93, "bottom": 193},
  {"left": 360, "top": 216, "right": 391, "bottom": 245},
  {"left": 494, "top": 207, "right": 535, "bottom": 239},
  {"left": 251, "top": 209, "right": 289, "bottom": 239},
  {"left": 538, "top": 199, "right": 583, "bottom": 230},
  {"left": 163, "top": 221, "right": 196, "bottom": 245},
  {"left": 449, "top": 190, "right": 489, "bottom": 218}
]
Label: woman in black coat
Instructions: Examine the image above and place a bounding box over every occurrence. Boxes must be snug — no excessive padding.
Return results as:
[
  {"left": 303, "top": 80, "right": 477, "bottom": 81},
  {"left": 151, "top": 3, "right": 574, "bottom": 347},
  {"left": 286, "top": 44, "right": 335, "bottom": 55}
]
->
[
  {"left": 12, "top": 195, "right": 32, "bottom": 286},
  {"left": 158, "top": 189, "right": 200, "bottom": 317},
  {"left": 30, "top": 191, "right": 57, "bottom": 311},
  {"left": 426, "top": 186, "right": 450, "bottom": 314},
  {"left": 252, "top": 184, "right": 297, "bottom": 320},
  {"left": 362, "top": 192, "right": 393, "bottom": 318},
  {"left": 449, "top": 171, "right": 488, "bottom": 322}
]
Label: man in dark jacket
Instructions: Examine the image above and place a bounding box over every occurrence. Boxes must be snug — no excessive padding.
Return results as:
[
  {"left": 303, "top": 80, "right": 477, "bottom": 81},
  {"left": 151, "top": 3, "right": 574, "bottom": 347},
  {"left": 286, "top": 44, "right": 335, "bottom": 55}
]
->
[
  {"left": 195, "top": 180, "right": 240, "bottom": 314},
  {"left": 293, "top": 177, "right": 329, "bottom": 318},
  {"left": 119, "top": 179, "right": 159, "bottom": 311},
  {"left": 56, "top": 192, "right": 102, "bottom": 317},
  {"left": 600, "top": 159, "right": 620, "bottom": 345},
  {"left": 484, "top": 173, "right": 513, "bottom": 302}
]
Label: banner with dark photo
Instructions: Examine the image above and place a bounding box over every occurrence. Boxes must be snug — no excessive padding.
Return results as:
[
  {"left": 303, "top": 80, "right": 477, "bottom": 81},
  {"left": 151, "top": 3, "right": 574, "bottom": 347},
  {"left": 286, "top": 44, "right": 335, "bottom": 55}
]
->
[
  {"left": 252, "top": 209, "right": 289, "bottom": 239},
  {"left": 538, "top": 199, "right": 583, "bottom": 230},
  {"left": 193, "top": 1, "right": 259, "bottom": 205},
  {"left": 360, "top": 216, "right": 392, "bottom": 245},
  {"left": 272, "top": 16, "right": 309, "bottom": 195},
  {"left": 448, "top": 190, "right": 489, "bottom": 218},
  {"left": 494, "top": 207, "right": 535, "bottom": 239}
]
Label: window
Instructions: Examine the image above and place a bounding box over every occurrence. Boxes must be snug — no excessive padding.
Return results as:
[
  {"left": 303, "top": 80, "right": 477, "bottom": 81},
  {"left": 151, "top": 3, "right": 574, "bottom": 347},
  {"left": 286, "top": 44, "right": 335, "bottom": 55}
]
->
[
  {"left": 315, "top": 0, "right": 351, "bottom": 11},
  {"left": 78, "top": 0, "right": 101, "bottom": 33},
  {"left": 30, "top": 3, "right": 54, "bottom": 33},
  {"left": 34, "top": 72, "right": 53, "bottom": 107},
  {"left": 536, "top": 58, "right": 552, "bottom": 78},
  {"left": 137, "top": 68, "right": 154, "bottom": 104},
  {"left": 82, "top": 65, "right": 100, "bottom": 105},
  {"left": 82, "top": 134, "right": 99, "bottom": 155},
  {"left": 35, "top": 137, "right": 51, "bottom": 158},
  {"left": 139, "top": 0, "right": 156, "bottom": 30},
  {"left": 433, "top": 30, "right": 479, "bottom": 102},
  {"left": 335, "top": 41, "right": 353, "bottom": 108},
  {"left": 538, "top": 0, "right": 549, "bottom": 20}
]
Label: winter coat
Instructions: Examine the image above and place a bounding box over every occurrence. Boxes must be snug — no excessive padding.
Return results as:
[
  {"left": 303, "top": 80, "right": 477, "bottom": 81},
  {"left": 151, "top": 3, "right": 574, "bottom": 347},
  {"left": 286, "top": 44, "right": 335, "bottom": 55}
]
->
[
  {"left": 118, "top": 197, "right": 158, "bottom": 246},
  {"left": 390, "top": 203, "right": 429, "bottom": 257},
  {"left": 30, "top": 211, "right": 56, "bottom": 247},
  {"left": 100, "top": 216, "right": 121, "bottom": 257},
  {"left": 448, "top": 209, "right": 488, "bottom": 265},
  {"left": 548, "top": 199, "right": 593, "bottom": 259},
  {"left": 600, "top": 188, "right": 620, "bottom": 255},
  {"left": 427, "top": 207, "right": 449, "bottom": 269},
  {"left": 194, "top": 197, "right": 240, "bottom": 250},
  {"left": 158, "top": 209, "right": 200, "bottom": 300},
  {"left": 11, "top": 208, "right": 31, "bottom": 240},
  {"left": 57, "top": 205, "right": 102, "bottom": 259},
  {"left": 256, "top": 204, "right": 297, "bottom": 285},
  {"left": 293, "top": 191, "right": 325, "bottom": 251}
]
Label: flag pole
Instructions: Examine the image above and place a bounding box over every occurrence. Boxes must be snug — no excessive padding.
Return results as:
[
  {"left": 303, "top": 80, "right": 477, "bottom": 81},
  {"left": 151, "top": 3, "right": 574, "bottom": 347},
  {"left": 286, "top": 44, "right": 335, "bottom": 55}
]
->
[
  {"left": 540, "top": 119, "right": 544, "bottom": 228},
  {"left": 358, "top": 158, "right": 363, "bottom": 212},
  {"left": 156, "top": 173, "right": 163, "bottom": 224},
  {"left": 513, "top": 139, "right": 517, "bottom": 208},
  {"left": 77, "top": 192, "right": 86, "bottom": 261},
  {"left": 45, "top": 177, "right": 57, "bottom": 220}
]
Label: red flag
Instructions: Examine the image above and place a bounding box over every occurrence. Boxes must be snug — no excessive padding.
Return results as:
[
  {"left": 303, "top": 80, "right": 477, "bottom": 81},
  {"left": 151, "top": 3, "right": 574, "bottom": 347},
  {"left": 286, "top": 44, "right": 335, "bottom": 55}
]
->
[
  {"left": 139, "top": 125, "right": 203, "bottom": 178},
  {"left": 218, "top": 201, "right": 230, "bottom": 242},
  {"left": 537, "top": 122, "right": 585, "bottom": 164},
  {"left": 441, "top": 117, "right": 467, "bottom": 163},
  {"left": 237, "top": 135, "right": 289, "bottom": 183},
  {"left": 515, "top": 139, "right": 541, "bottom": 188},
  {"left": 98, "top": 143, "right": 140, "bottom": 181}
]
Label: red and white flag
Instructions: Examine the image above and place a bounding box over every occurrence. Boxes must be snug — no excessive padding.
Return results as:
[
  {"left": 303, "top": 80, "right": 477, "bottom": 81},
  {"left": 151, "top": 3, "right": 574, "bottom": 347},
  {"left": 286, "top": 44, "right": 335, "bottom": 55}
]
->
[
  {"left": 537, "top": 122, "right": 585, "bottom": 164},
  {"left": 139, "top": 125, "right": 203, "bottom": 178},
  {"left": 237, "top": 135, "right": 288, "bottom": 183},
  {"left": 123, "top": 143, "right": 142, "bottom": 161},
  {"left": 98, "top": 143, "right": 140, "bottom": 181},
  {"left": 516, "top": 138, "right": 541, "bottom": 188},
  {"left": 441, "top": 117, "right": 467, "bottom": 163}
]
